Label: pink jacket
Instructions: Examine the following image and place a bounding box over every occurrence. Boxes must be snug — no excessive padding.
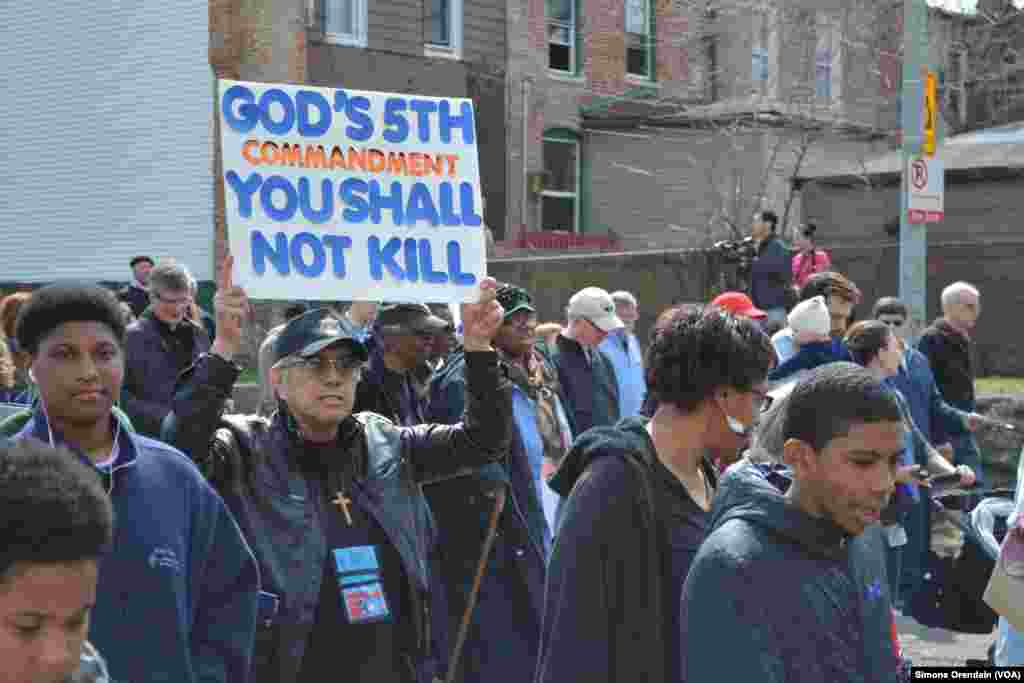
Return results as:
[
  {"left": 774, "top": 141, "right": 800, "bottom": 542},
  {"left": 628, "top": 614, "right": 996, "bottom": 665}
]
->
[{"left": 791, "top": 249, "right": 832, "bottom": 289}]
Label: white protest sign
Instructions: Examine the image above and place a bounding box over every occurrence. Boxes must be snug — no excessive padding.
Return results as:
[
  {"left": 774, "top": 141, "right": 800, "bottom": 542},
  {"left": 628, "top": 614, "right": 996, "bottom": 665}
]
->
[
  {"left": 907, "top": 156, "right": 944, "bottom": 224},
  {"left": 218, "top": 80, "right": 486, "bottom": 302}
]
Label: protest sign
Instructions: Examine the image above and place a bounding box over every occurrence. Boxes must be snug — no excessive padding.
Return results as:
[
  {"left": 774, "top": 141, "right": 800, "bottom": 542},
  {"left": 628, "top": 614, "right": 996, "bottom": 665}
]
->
[{"left": 218, "top": 80, "right": 487, "bottom": 303}]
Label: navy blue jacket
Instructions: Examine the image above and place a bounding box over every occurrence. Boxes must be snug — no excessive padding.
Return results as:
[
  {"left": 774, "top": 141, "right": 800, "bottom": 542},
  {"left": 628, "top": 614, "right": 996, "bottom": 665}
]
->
[
  {"left": 537, "top": 417, "right": 715, "bottom": 683},
  {"left": 750, "top": 237, "right": 792, "bottom": 311},
  {"left": 544, "top": 334, "right": 619, "bottom": 438},
  {"left": 426, "top": 350, "right": 548, "bottom": 683},
  {"left": 681, "top": 462, "right": 898, "bottom": 683},
  {"left": 768, "top": 339, "right": 851, "bottom": 382},
  {"left": 163, "top": 351, "right": 512, "bottom": 683},
  {"left": 15, "top": 410, "right": 259, "bottom": 683},
  {"left": 123, "top": 311, "right": 210, "bottom": 437},
  {"left": 889, "top": 346, "right": 966, "bottom": 458}
]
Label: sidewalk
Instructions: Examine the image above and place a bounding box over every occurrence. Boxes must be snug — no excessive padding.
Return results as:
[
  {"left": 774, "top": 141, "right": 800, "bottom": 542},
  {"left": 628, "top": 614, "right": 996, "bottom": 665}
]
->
[{"left": 896, "top": 610, "right": 994, "bottom": 666}]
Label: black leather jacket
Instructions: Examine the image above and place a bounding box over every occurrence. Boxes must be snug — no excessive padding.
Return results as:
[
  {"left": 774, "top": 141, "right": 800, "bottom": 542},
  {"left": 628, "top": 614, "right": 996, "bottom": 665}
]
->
[{"left": 162, "top": 351, "right": 512, "bottom": 683}]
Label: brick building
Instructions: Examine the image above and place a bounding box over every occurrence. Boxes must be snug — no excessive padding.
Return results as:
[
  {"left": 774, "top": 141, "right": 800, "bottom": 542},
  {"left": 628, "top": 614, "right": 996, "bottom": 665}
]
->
[{"left": 501, "top": 0, "right": 918, "bottom": 254}]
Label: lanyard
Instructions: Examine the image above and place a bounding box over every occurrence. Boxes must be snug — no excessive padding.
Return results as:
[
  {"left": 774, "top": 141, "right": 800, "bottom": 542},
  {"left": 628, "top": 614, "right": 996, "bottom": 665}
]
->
[{"left": 44, "top": 406, "right": 122, "bottom": 483}]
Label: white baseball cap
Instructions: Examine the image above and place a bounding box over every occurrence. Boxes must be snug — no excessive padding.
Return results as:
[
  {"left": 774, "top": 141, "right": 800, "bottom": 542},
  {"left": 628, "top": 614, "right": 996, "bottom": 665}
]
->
[{"left": 567, "top": 287, "right": 624, "bottom": 332}]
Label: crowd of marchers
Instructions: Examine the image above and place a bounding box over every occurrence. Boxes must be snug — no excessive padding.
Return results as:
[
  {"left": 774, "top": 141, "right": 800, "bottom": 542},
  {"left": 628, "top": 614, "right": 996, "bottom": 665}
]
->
[{"left": 0, "top": 212, "right": 996, "bottom": 683}]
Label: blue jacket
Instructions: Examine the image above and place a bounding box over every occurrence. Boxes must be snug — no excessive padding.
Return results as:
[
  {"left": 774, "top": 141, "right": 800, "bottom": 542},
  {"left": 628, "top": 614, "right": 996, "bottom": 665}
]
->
[
  {"left": 681, "top": 462, "right": 899, "bottom": 683},
  {"left": 15, "top": 410, "right": 259, "bottom": 683},
  {"left": 888, "top": 346, "right": 967, "bottom": 460},
  {"left": 598, "top": 330, "right": 646, "bottom": 418},
  {"left": 123, "top": 311, "right": 211, "bottom": 437},
  {"left": 750, "top": 237, "right": 792, "bottom": 311},
  {"left": 768, "top": 339, "right": 851, "bottom": 382},
  {"left": 426, "top": 350, "right": 548, "bottom": 683},
  {"left": 543, "top": 334, "right": 619, "bottom": 438}
]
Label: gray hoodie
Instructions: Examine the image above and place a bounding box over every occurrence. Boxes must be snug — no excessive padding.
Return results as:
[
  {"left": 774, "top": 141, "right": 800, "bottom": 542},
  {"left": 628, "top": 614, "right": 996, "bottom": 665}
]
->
[{"left": 680, "top": 461, "right": 899, "bottom": 683}]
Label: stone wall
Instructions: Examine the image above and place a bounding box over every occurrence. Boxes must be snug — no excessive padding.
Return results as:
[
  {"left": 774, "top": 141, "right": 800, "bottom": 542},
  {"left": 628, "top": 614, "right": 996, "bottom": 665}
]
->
[{"left": 975, "top": 395, "right": 1024, "bottom": 489}]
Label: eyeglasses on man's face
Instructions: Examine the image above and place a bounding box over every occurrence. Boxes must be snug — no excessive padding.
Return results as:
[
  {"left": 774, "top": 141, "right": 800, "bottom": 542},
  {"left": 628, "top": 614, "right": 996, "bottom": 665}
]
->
[{"left": 153, "top": 291, "right": 190, "bottom": 307}]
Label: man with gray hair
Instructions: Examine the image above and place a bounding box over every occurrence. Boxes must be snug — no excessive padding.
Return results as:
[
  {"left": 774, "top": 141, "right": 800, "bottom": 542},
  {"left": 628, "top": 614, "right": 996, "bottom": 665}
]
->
[
  {"left": 918, "top": 281, "right": 984, "bottom": 484},
  {"left": 123, "top": 258, "right": 211, "bottom": 436},
  {"left": 599, "top": 290, "right": 645, "bottom": 418}
]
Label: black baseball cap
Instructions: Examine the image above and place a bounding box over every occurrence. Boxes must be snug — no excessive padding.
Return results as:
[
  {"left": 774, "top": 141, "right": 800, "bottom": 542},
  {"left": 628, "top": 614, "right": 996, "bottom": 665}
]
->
[
  {"left": 375, "top": 303, "right": 453, "bottom": 336},
  {"left": 130, "top": 256, "right": 154, "bottom": 268},
  {"left": 273, "top": 308, "right": 368, "bottom": 363}
]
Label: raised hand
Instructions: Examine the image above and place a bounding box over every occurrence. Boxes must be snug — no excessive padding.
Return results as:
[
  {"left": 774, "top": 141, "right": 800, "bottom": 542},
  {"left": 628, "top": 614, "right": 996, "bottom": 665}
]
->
[
  {"left": 460, "top": 277, "right": 503, "bottom": 352},
  {"left": 211, "top": 254, "right": 251, "bottom": 360}
]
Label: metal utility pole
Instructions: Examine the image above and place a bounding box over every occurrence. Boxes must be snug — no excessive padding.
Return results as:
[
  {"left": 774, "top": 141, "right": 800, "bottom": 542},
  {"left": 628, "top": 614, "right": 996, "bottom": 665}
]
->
[{"left": 899, "top": 0, "right": 929, "bottom": 343}]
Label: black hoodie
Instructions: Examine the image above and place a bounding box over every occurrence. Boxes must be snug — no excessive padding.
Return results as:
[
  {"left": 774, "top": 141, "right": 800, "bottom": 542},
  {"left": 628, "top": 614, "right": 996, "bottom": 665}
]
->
[
  {"left": 536, "top": 416, "right": 715, "bottom": 683},
  {"left": 680, "top": 461, "right": 899, "bottom": 683}
]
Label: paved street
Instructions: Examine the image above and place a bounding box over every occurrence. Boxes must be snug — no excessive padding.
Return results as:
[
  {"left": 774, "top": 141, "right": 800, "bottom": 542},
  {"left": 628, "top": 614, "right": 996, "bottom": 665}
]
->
[{"left": 897, "top": 610, "right": 996, "bottom": 667}]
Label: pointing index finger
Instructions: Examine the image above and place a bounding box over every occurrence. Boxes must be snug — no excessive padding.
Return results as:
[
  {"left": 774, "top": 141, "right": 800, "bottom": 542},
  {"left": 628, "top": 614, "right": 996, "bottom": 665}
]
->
[{"left": 218, "top": 255, "right": 234, "bottom": 292}]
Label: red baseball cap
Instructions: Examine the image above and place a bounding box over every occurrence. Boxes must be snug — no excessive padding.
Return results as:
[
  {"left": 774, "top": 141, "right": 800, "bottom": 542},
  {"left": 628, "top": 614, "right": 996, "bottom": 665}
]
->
[{"left": 710, "top": 292, "right": 767, "bottom": 320}]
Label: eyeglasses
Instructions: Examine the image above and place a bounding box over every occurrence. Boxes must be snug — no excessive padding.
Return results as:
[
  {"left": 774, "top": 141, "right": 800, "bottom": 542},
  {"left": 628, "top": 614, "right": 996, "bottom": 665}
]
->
[
  {"left": 502, "top": 314, "right": 538, "bottom": 330},
  {"left": 277, "top": 355, "right": 364, "bottom": 378},
  {"left": 153, "top": 292, "right": 190, "bottom": 307},
  {"left": 878, "top": 318, "right": 905, "bottom": 328}
]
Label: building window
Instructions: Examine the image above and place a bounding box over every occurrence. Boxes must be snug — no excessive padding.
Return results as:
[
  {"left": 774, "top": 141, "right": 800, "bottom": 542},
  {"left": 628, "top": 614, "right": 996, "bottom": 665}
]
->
[
  {"left": 815, "top": 19, "right": 840, "bottom": 105},
  {"left": 815, "top": 46, "right": 831, "bottom": 99},
  {"left": 548, "top": 0, "right": 576, "bottom": 73},
  {"left": 626, "top": 0, "right": 653, "bottom": 79},
  {"left": 425, "top": 0, "right": 462, "bottom": 58},
  {"left": 752, "top": 47, "right": 769, "bottom": 84},
  {"left": 323, "top": 0, "right": 367, "bottom": 47},
  {"left": 541, "top": 135, "right": 580, "bottom": 232}
]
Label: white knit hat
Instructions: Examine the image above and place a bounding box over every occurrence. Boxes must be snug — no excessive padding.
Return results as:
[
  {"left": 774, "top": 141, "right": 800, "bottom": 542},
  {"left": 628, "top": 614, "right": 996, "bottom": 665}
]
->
[{"left": 788, "top": 296, "right": 830, "bottom": 338}]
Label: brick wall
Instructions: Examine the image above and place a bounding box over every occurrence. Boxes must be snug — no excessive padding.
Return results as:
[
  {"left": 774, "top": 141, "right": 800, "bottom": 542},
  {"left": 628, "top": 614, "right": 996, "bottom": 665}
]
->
[{"left": 210, "top": 0, "right": 309, "bottom": 288}]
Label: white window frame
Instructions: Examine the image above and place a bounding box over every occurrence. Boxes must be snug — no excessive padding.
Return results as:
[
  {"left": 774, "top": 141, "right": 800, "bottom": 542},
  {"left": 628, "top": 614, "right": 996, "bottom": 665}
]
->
[
  {"left": 625, "top": 0, "right": 654, "bottom": 81},
  {"left": 319, "top": 0, "right": 367, "bottom": 48},
  {"left": 540, "top": 136, "right": 581, "bottom": 233},
  {"left": 424, "top": 0, "right": 463, "bottom": 60},
  {"left": 548, "top": 0, "right": 577, "bottom": 74}
]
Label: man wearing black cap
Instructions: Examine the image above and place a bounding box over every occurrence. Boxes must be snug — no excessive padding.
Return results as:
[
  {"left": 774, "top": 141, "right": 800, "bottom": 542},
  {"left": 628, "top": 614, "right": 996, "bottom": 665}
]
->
[
  {"left": 118, "top": 256, "right": 153, "bottom": 318},
  {"left": 162, "top": 258, "right": 512, "bottom": 683},
  {"left": 426, "top": 283, "right": 570, "bottom": 683},
  {"left": 354, "top": 303, "right": 453, "bottom": 426}
]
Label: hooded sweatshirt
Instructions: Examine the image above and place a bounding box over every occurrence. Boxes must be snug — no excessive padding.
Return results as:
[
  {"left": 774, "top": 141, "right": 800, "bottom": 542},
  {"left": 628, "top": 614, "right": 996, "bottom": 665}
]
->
[
  {"left": 536, "top": 416, "right": 715, "bottom": 683},
  {"left": 680, "top": 461, "right": 898, "bottom": 683}
]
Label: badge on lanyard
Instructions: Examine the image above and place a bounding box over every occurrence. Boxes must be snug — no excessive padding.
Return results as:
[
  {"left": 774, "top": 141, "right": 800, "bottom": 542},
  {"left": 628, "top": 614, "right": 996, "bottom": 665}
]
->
[{"left": 333, "top": 546, "right": 391, "bottom": 624}]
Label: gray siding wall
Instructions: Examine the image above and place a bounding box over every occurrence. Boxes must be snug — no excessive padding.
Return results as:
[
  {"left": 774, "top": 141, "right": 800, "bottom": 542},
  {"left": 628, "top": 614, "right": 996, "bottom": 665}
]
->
[{"left": 1, "top": 0, "right": 213, "bottom": 282}]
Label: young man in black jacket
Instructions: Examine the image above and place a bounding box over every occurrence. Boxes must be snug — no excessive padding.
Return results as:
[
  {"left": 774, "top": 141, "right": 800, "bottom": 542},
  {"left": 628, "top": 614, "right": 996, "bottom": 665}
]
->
[
  {"left": 682, "top": 363, "right": 904, "bottom": 683},
  {"left": 163, "top": 258, "right": 513, "bottom": 683},
  {"left": 536, "top": 308, "right": 774, "bottom": 683}
]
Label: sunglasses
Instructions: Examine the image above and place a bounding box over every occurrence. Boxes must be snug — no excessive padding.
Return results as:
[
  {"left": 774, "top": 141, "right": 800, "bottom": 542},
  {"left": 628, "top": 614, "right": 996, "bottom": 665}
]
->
[{"left": 878, "top": 317, "right": 905, "bottom": 328}]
